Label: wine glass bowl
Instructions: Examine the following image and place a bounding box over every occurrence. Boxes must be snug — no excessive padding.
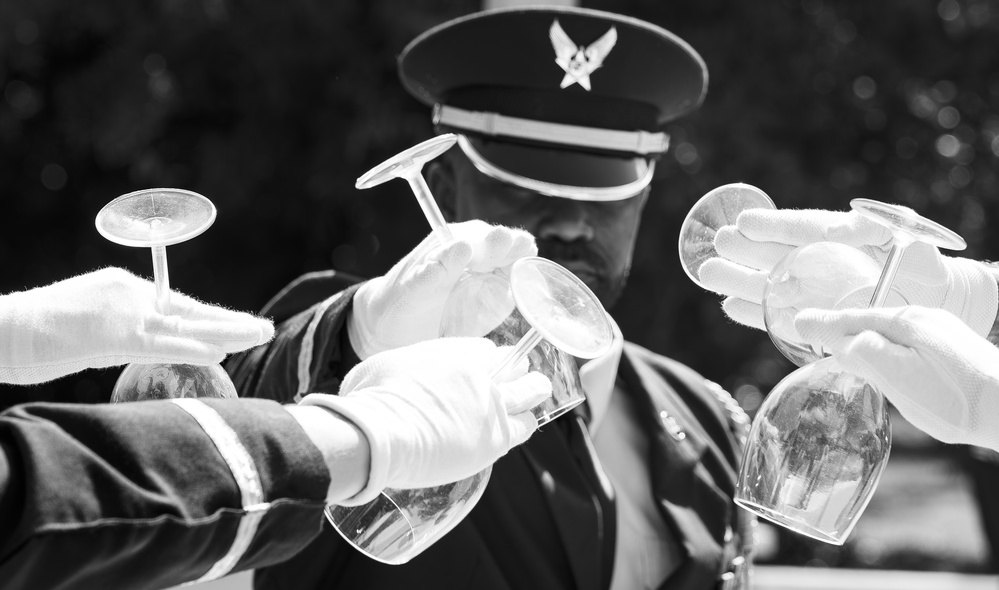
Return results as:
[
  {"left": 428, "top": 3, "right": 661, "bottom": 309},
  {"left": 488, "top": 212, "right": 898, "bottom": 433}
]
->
[
  {"left": 851, "top": 198, "right": 967, "bottom": 252},
  {"left": 111, "top": 363, "right": 237, "bottom": 403},
  {"left": 735, "top": 356, "right": 891, "bottom": 545},
  {"left": 763, "top": 242, "right": 907, "bottom": 367},
  {"left": 96, "top": 188, "right": 238, "bottom": 403}
]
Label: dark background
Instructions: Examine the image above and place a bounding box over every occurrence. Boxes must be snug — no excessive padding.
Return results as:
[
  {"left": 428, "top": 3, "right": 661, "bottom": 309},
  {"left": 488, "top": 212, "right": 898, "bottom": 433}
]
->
[{"left": 3, "top": 0, "right": 999, "bottom": 573}]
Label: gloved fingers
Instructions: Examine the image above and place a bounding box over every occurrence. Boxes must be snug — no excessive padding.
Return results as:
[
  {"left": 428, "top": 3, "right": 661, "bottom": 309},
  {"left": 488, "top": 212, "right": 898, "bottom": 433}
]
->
[
  {"left": 896, "top": 241, "right": 948, "bottom": 287},
  {"left": 833, "top": 330, "right": 968, "bottom": 427},
  {"left": 794, "top": 307, "right": 939, "bottom": 350},
  {"left": 506, "top": 411, "right": 542, "bottom": 447},
  {"left": 698, "top": 258, "right": 767, "bottom": 301},
  {"left": 166, "top": 291, "right": 276, "bottom": 345},
  {"left": 408, "top": 240, "right": 473, "bottom": 293},
  {"left": 497, "top": 371, "right": 553, "bottom": 415},
  {"left": 714, "top": 225, "right": 794, "bottom": 271},
  {"left": 737, "top": 209, "right": 893, "bottom": 249},
  {"left": 148, "top": 314, "right": 274, "bottom": 353},
  {"left": 466, "top": 225, "right": 537, "bottom": 273},
  {"left": 127, "top": 333, "right": 227, "bottom": 366},
  {"left": 721, "top": 298, "right": 766, "bottom": 330}
]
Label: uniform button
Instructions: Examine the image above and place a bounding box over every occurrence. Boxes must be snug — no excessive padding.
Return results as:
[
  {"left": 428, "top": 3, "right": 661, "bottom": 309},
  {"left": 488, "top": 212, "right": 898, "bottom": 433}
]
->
[{"left": 660, "top": 410, "right": 686, "bottom": 441}]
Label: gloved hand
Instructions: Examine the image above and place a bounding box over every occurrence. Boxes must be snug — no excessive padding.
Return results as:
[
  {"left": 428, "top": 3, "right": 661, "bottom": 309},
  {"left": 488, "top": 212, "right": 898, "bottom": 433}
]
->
[
  {"left": 0, "top": 267, "right": 274, "bottom": 385},
  {"left": 697, "top": 207, "right": 998, "bottom": 336},
  {"left": 795, "top": 305, "right": 999, "bottom": 452},
  {"left": 299, "top": 337, "right": 551, "bottom": 504},
  {"left": 347, "top": 220, "right": 537, "bottom": 360}
]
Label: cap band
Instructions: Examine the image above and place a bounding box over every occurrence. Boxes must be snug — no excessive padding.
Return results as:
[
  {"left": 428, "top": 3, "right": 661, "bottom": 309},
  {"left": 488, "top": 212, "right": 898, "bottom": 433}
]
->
[
  {"left": 435, "top": 104, "right": 670, "bottom": 156},
  {"left": 456, "top": 134, "right": 654, "bottom": 202}
]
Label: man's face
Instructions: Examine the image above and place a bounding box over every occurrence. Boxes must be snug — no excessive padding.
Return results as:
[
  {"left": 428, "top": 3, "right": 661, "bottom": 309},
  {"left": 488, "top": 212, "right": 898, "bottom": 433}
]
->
[{"left": 434, "top": 153, "right": 649, "bottom": 311}]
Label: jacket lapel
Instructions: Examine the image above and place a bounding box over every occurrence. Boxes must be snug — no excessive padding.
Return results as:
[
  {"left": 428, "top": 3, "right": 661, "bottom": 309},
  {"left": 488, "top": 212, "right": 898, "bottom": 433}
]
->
[
  {"left": 618, "top": 347, "right": 732, "bottom": 590},
  {"left": 521, "top": 419, "right": 609, "bottom": 590}
]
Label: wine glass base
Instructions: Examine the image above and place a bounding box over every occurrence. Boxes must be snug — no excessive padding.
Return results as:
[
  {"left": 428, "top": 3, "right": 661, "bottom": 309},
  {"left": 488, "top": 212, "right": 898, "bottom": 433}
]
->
[
  {"left": 850, "top": 198, "right": 966, "bottom": 251},
  {"left": 96, "top": 188, "right": 217, "bottom": 248},
  {"left": 510, "top": 257, "right": 613, "bottom": 360},
  {"left": 678, "top": 183, "right": 776, "bottom": 290},
  {"left": 734, "top": 498, "right": 850, "bottom": 545},
  {"left": 355, "top": 134, "right": 458, "bottom": 189}
]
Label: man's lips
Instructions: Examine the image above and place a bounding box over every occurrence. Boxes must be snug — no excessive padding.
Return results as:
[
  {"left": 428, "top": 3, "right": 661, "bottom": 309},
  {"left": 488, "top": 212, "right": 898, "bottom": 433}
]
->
[{"left": 551, "top": 259, "right": 600, "bottom": 282}]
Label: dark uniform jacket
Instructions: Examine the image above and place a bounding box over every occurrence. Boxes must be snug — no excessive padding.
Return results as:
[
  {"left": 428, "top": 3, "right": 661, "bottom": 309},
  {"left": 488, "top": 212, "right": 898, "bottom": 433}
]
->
[
  {"left": 226, "top": 270, "right": 754, "bottom": 590},
  {"left": 0, "top": 397, "right": 331, "bottom": 590}
]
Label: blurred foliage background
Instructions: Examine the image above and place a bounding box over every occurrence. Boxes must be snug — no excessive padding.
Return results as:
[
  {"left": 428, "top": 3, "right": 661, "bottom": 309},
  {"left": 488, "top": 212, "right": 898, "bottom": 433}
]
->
[{"left": 3, "top": 0, "right": 999, "bottom": 574}]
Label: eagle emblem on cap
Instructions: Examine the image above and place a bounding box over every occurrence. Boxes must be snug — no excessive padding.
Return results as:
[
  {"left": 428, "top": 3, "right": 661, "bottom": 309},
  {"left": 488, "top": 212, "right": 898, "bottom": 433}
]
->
[{"left": 549, "top": 19, "right": 617, "bottom": 91}]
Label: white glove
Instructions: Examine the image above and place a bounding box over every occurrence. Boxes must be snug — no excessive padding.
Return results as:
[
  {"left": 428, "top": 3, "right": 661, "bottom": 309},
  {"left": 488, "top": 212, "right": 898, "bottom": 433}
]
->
[
  {"left": 347, "top": 220, "right": 537, "bottom": 360},
  {"left": 794, "top": 305, "right": 999, "bottom": 452},
  {"left": 698, "top": 207, "right": 998, "bottom": 336},
  {"left": 299, "top": 337, "right": 551, "bottom": 504},
  {"left": 0, "top": 267, "right": 275, "bottom": 385}
]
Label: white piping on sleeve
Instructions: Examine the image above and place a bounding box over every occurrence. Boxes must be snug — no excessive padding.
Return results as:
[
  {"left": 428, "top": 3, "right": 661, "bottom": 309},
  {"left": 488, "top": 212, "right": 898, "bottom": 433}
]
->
[
  {"left": 294, "top": 292, "right": 344, "bottom": 403},
  {"left": 171, "top": 398, "right": 268, "bottom": 584}
]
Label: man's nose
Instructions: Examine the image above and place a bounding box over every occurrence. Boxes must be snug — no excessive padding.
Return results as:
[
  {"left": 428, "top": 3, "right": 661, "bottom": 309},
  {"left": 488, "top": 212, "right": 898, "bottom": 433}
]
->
[{"left": 536, "top": 200, "right": 595, "bottom": 242}]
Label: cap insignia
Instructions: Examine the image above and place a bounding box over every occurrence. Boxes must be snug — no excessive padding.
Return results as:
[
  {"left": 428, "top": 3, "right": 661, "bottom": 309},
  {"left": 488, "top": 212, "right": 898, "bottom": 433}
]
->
[{"left": 549, "top": 19, "right": 617, "bottom": 92}]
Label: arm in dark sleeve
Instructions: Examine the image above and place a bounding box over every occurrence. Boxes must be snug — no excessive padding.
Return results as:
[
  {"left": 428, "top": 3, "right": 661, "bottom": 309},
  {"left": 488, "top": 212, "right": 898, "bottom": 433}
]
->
[
  {"left": 0, "top": 397, "right": 331, "bottom": 590},
  {"left": 227, "top": 282, "right": 364, "bottom": 403}
]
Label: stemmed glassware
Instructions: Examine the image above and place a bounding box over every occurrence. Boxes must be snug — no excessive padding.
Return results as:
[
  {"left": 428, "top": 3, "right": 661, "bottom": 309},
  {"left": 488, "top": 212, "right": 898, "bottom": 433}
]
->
[
  {"left": 679, "top": 186, "right": 966, "bottom": 544},
  {"left": 95, "top": 188, "right": 238, "bottom": 402},
  {"left": 326, "top": 135, "right": 613, "bottom": 563}
]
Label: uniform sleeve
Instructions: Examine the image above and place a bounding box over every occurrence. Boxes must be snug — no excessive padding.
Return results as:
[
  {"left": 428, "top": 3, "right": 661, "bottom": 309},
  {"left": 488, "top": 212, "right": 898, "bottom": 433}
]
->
[
  {"left": 226, "top": 282, "right": 364, "bottom": 403},
  {"left": 0, "top": 397, "right": 331, "bottom": 590}
]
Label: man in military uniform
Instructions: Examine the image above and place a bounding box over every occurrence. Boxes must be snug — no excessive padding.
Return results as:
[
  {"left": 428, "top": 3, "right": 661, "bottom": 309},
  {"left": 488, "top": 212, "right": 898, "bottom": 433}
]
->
[{"left": 229, "top": 6, "right": 754, "bottom": 589}]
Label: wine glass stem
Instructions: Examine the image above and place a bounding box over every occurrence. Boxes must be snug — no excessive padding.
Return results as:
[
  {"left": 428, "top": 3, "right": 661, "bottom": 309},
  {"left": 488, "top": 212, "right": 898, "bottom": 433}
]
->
[
  {"left": 151, "top": 245, "right": 171, "bottom": 314},
  {"left": 406, "top": 173, "right": 452, "bottom": 244},
  {"left": 867, "top": 241, "right": 908, "bottom": 309},
  {"left": 490, "top": 327, "right": 544, "bottom": 379}
]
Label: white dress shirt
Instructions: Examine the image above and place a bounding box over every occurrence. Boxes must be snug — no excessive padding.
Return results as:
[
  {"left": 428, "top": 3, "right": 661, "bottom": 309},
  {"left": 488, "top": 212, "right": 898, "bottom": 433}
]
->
[{"left": 578, "top": 320, "right": 682, "bottom": 589}]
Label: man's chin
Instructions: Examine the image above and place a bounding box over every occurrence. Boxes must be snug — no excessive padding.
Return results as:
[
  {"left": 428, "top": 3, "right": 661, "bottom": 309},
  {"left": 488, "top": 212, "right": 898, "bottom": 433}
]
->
[{"left": 583, "top": 278, "right": 626, "bottom": 312}]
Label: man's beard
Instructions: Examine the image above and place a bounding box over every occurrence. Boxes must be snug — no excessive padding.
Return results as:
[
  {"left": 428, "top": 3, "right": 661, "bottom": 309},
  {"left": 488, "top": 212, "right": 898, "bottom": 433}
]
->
[{"left": 537, "top": 239, "right": 629, "bottom": 311}]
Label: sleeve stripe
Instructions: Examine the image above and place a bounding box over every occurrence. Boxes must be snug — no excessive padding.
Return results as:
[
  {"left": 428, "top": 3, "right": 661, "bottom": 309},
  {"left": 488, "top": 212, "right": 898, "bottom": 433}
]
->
[
  {"left": 294, "top": 292, "right": 344, "bottom": 402},
  {"left": 170, "top": 398, "right": 269, "bottom": 583}
]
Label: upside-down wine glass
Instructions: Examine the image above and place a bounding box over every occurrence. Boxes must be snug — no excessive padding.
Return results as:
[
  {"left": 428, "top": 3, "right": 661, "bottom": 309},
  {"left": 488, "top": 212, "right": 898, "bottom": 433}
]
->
[
  {"left": 326, "top": 135, "right": 613, "bottom": 563},
  {"left": 95, "top": 188, "right": 238, "bottom": 402},
  {"left": 736, "top": 198, "right": 967, "bottom": 544}
]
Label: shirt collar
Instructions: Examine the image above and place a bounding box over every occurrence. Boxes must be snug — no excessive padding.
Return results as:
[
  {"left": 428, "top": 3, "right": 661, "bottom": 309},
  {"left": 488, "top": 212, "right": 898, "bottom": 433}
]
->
[{"left": 578, "top": 315, "right": 624, "bottom": 435}]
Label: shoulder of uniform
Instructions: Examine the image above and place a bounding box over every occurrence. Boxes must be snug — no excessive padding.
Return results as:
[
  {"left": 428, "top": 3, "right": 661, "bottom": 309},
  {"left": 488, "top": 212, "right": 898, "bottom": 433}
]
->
[{"left": 622, "top": 342, "right": 752, "bottom": 449}]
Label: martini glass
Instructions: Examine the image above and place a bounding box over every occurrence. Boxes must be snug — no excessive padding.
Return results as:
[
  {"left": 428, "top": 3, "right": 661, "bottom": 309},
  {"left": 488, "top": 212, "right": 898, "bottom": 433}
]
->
[
  {"left": 95, "top": 188, "right": 237, "bottom": 402},
  {"left": 736, "top": 199, "right": 967, "bottom": 544},
  {"left": 326, "top": 256, "right": 613, "bottom": 564}
]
